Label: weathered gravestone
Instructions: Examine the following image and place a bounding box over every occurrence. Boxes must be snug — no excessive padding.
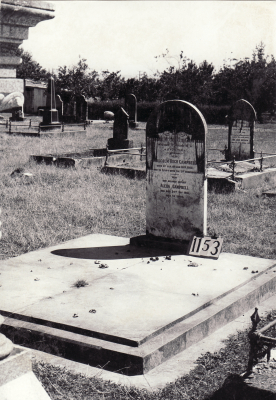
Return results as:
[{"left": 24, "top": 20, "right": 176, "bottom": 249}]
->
[
  {"left": 125, "top": 93, "right": 138, "bottom": 128},
  {"left": 131, "top": 100, "right": 207, "bottom": 251},
  {"left": 107, "top": 107, "right": 133, "bottom": 150},
  {"left": 227, "top": 99, "right": 256, "bottom": 161},
  {"left": 40, "top": 77, "right": 61, "bottom": 128}
]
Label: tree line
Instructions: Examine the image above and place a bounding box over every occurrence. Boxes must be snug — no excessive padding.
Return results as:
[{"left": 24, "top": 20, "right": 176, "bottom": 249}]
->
[{"left": 16, "top": 43, "right": 275, "bottom": 121}]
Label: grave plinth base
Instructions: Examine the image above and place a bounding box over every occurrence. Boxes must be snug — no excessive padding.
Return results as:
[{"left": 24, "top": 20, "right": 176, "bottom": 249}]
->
[
  {"left": 40, "top": 109, "right": 61, "bottom": 130},
  {"left": 129, "top": 121, "right": 139, "bottom": 129},
  {"left": 10, "top": 109, "right": 25, "bottom": 121},
  {"left": 130, "top": 234, "right": 189, "bottom": 254},
  {"left": 107, "top": 138, "right": 133, "bottom": 150}
]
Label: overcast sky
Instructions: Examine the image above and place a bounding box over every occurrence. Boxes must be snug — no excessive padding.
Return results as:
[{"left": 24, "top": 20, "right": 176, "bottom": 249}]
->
[{"left": 22, "top": 1, "right": 276, "bottom": 78}]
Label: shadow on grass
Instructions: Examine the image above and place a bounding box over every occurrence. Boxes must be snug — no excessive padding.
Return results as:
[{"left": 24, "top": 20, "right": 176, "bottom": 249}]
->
[
  {"left": 208, "top": 374, "right": 276, "bottom": 400},
  {"left": 51, "top": 244, "right": 177, "bottom": 260}
]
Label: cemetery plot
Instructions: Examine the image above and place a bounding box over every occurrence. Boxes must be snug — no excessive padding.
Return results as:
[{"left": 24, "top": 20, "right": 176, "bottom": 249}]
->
[{"left": 1, "top": 234, "right": 276, "bottom": 375}]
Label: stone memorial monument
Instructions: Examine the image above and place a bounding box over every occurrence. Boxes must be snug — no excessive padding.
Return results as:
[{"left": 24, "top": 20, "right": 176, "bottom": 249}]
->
[
  {"left": 0, "top": 0, "right": 55, "bottom": 120},
  {"left": 125, "top": 93, "right": 138, "bottom": 128},
  {"left": 107, "top": 107, "right": 133, "bottom": 150},
  {"left": 40, "top": 76, "right": 61, "bottom": 128},
  {"left": 131, "top": 100, "right": 207, "bottom": 251},
  {"left": 227, "top": 99, "right": 256, "bottom": 161}
]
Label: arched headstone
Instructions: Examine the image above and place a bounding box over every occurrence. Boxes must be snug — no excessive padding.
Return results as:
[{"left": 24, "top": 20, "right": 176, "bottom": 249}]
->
[
  {"left": 227, "top": 99, "right": 256, "bottom": 161},
  {"left": 132, "top": 100, "right": 207, "bottom": 250},
  {"left": 125, "top": 94, "right": 138, "bottom": 128}
]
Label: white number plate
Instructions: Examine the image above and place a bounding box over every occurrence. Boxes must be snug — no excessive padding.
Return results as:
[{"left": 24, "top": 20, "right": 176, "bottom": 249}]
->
[{"left": 188, "top": 236, "right": 223, "bottom": 259}]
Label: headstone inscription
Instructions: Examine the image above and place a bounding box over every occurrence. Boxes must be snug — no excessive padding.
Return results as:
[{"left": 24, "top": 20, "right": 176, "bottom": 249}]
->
[
  {"left": 227, "top": 99, "right": 256, "bottom": 161},
  {"left": 131, "top": 100, "right": 207, "bottom": 251},
  {"left": 107, "top": 107, "right": 133, "bottom": 150},
  {"left": 125, "top": 94, "right": 138, "bottom": 128}
]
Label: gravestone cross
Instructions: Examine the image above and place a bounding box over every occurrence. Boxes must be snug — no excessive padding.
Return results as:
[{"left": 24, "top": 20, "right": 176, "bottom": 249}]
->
[
  {"left": 125, "top": 94, "right": 138, "bottom": 128},
  {"left": 107, "top": 107, "right": 133, "bottom": 149},
  {"left": 131, "top": 100, "right": 207, "bottom": 251},
  {"left": 227, "top": 99, "right": 256, "bottom": 161}
]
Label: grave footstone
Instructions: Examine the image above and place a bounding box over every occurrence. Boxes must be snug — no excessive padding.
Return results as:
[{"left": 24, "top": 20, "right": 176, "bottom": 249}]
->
[
  {"left": 107, "top": 107, "right": 133, "bottom": 150},
  {"left": 227, "top": 99, "right": 256, "bottom": 161},
  {"left": 131, "top": 100, "right": 207, "bottom": 252},
  {"left": 125, "top": 93, "right": 139, "bottom": 128}
]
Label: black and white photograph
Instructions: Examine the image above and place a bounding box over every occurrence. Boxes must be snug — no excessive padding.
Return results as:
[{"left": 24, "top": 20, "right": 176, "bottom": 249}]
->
[{"left": 0, "top": 1, "right": 275, "bottom": 399}]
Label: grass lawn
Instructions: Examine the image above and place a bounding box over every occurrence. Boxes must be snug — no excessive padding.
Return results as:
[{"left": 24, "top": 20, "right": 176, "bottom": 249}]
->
[{"left": 0, "top": 118, "right": 276, "bottom": 398}]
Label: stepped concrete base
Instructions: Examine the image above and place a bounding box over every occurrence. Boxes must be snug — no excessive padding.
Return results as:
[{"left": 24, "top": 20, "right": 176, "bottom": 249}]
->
[
  {"left": 101, "top": 166, "right": 146, "bottom": 179},
  {"left": 30, "top": 152, "right": 143, "bottom": 169},
  {"left": 107, "top": 138, "right": 133, "bottom": 150},
  {"left": 207, "top": 167, "right": 276, "bottom": 191},
  {"left": 0, "top": 234, "right": 276, "bottom": 375},
  {"left": 26, "top": 294, "right": 276, "bottom": 390}
]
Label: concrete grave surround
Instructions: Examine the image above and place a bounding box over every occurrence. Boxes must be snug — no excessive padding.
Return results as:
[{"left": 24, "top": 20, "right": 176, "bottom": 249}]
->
[
  {"left": 146, "top": 100, "right": 207, "bottom": 242},
  {"left": 1, "top": 234, "right": 276, "bottom": 375},
  {"left": 227, "top": 99, "right": 256, "bottom": 161},
  {"left": 0, "top": 0, "right": 55, "bottom": 116}
]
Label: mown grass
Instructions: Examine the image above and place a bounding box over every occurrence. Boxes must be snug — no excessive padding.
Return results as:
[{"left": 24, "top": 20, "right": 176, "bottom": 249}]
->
[
  {"left": 0, "top": 121, "right": 146, "bottom": 259},
  {"left": 0, "top": 119, "right": 276, "bottom": 398}
]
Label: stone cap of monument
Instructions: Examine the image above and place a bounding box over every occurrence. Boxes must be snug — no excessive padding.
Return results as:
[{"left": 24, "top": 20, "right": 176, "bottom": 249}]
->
[
  {"left": 0, "top": 0, "right": 55, "bottom": 68},
  {"left": 1, "top": 0, "right": 55, "bottom": 14}
]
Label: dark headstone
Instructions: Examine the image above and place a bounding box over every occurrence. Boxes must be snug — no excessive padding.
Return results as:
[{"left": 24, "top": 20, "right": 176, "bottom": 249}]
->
[
  {"left": 125, "top": 94, "right": 138, "bottom": 128},
  {"left": 131, "top": 100, "right": 207, "bottom": 250},
  {"left": 107, "top": 107, "right": 133, "bottom": 150},
  {"left": 227, "top": 99, "right": 256, "bottom": 161}
]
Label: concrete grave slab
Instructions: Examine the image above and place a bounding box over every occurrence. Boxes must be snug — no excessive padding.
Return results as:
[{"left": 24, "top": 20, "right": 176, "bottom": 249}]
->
[
  {"left": 1, "top": 234, "right": 276, "bottom": 375},
  {"left": 27, "top": 294, "right": 276, "bottom": 390}
]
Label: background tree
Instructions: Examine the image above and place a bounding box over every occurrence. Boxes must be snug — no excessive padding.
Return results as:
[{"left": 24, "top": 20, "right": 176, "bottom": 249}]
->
[
  {"left": 16, "top": 48, "right": 50, "bottom": 81},
  {"left": 55, "top": 58, "right": 99, "bottom": 102}
]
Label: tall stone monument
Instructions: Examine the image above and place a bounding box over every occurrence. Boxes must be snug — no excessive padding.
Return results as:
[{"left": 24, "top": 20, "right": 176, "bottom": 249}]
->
[
  {"left": 131, "top": 100, "right": 207, "bottom": 252},
  {"left": 125, "top": 93, "right": 138, "bottom": 128},
  {"left": 40, "top": 76, "right": 61, "bottom": 128},
  {"left": 227, "top": 99, "right": 256, "bottom": 161},
  {"left": 107, "top": 107, "right": 133, "bottom": 150},
  {"left": 0, "top": 1, "right": 55, "bottom": 119}
]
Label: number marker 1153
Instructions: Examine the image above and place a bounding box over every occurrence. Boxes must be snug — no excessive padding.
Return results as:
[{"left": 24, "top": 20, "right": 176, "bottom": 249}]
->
[{"left": 188, "top": 236, "right": 223, "bottom": 259}]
